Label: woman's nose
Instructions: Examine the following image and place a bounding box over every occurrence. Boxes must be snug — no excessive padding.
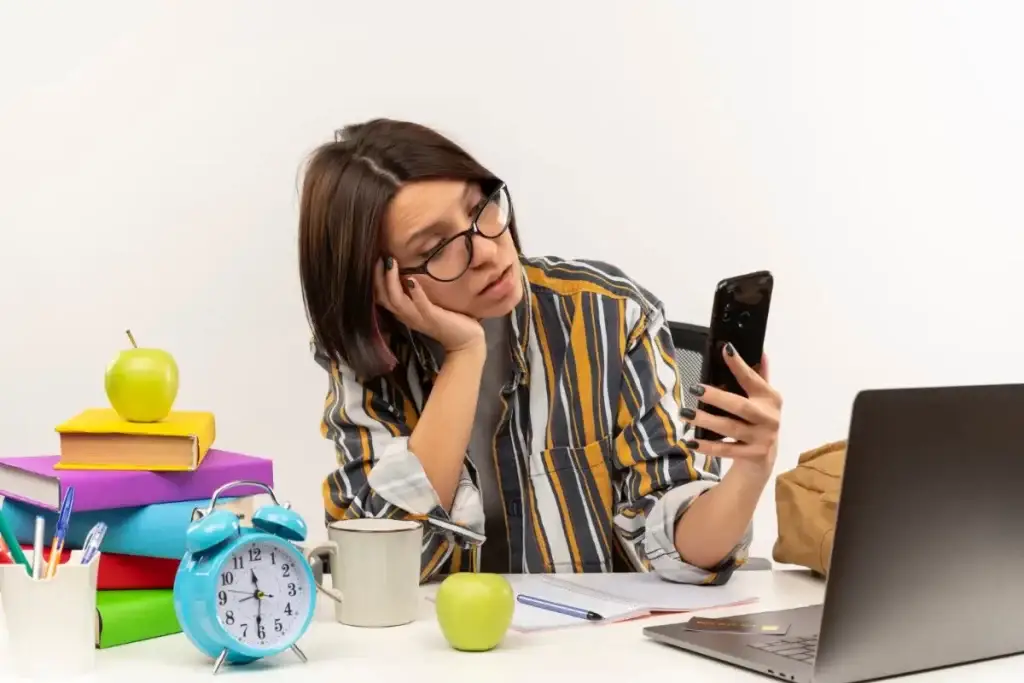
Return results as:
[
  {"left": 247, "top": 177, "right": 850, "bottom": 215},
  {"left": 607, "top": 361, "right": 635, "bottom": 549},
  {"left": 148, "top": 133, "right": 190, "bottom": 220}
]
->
[{"left": 468, "top": 229, "right": 500, "bottom": 266}]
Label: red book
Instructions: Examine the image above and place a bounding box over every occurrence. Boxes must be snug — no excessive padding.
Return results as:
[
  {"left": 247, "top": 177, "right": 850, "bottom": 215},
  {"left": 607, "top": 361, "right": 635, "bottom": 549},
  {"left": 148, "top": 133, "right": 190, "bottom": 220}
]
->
[{"left": 0, "top": 543, "right": 178, "bottom": 589}]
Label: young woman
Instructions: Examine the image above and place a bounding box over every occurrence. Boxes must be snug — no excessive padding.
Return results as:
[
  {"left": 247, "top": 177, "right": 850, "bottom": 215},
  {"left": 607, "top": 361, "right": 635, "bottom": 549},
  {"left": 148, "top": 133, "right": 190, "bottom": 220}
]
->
[{"left": 298, "top": 119, "right": 783, "bottom": 585}]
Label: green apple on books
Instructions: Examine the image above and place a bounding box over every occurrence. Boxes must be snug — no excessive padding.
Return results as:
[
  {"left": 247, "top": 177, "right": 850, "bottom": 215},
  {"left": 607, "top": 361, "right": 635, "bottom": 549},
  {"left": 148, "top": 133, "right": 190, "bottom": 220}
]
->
[{"left": 104, "top": 328, "right": 179, "bottom": 423}]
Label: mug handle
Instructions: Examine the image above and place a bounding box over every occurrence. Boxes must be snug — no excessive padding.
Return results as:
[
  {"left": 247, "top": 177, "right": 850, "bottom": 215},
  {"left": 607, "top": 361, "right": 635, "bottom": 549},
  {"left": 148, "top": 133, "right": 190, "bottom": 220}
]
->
[{"left": 305, "top": 541, "right": 343, "bottom": 604}]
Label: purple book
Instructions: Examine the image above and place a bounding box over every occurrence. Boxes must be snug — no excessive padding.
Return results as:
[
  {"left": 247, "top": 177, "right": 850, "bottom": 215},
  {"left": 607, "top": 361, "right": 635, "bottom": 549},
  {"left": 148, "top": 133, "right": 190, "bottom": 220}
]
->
[{"left": 0, "top": 449, "right": 274, "bottom": 511}]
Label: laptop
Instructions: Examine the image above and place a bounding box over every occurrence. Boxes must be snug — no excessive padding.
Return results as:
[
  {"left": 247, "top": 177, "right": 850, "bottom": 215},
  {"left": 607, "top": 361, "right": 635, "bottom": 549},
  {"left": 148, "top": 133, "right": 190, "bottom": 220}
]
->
[{"left": 643, "top": 384, "right": 1024, "bottom": 683}]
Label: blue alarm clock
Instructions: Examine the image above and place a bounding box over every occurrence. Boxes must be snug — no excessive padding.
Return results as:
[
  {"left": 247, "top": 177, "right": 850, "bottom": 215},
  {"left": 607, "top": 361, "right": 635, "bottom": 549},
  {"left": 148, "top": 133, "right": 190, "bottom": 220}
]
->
[{"left": 173, "top": 480, "right": 316, "bottom": 674}]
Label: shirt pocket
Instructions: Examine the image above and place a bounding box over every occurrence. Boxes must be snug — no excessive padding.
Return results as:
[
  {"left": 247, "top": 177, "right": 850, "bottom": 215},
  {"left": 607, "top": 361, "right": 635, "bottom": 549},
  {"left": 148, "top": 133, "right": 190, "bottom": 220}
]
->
[
  {"left": 529, "top": 437, "right": 611, "bottom": 474},
  {"left": 528, "top": 439, "right": 615, "bottom": 522},
  {"left": 528, "top": 438, "right": 616, "bottom": 571}
]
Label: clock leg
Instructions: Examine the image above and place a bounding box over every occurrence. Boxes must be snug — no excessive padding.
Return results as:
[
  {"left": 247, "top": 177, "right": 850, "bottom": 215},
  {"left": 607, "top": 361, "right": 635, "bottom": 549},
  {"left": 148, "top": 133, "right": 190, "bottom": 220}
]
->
[
  {"left": 291, "top": 644, "right": 308, "bottom": 663},
  {"left": 212, "top": 649, "right": 229, "bottom": 675}
]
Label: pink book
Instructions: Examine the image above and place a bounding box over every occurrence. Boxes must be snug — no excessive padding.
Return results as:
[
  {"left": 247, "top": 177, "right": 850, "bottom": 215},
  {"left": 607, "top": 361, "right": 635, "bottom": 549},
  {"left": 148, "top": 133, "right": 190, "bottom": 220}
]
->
[{"left": 0, "top": 449, "right": 273, "bottom": 511}]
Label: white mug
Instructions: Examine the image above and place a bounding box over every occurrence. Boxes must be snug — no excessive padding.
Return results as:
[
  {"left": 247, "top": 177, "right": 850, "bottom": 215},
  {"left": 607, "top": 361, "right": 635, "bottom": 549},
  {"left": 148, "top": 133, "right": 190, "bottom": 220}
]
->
[{"left": 305, "top": 518, "right": 422, "bottom": 627}]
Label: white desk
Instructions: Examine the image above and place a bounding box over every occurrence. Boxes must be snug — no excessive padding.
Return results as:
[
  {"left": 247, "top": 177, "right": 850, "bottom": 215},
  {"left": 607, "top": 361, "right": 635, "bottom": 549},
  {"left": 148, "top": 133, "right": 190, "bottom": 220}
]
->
[{"left": 2, "top": 570, "right": 1021, "bottom": 682}]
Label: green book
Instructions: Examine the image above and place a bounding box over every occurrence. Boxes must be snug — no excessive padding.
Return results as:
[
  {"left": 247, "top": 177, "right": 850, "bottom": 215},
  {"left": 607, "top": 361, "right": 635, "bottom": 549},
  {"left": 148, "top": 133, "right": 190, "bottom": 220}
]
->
[{"left": 94, "top": 589, "right": 181, "bottom": 649}]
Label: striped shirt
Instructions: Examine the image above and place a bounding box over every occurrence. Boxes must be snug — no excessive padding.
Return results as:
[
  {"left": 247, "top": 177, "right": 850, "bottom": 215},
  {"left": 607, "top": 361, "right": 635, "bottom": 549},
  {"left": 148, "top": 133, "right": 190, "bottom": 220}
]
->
[{"left": 314, "top": 256, "right": 752, "bottom": 584}]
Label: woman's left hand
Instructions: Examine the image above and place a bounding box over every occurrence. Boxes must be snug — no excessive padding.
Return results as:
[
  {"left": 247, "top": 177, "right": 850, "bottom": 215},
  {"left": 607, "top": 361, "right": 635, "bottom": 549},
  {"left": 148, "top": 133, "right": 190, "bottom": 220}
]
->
[{"left": 682, "top": 343, "right": 783, "bottom": 476}]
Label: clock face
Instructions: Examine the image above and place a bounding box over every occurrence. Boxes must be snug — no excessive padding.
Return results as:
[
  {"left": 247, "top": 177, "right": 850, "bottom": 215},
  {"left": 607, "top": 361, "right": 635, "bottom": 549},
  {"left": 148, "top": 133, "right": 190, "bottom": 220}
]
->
[{"left": 213, "top": 538, "right": 311, "bottom": 649}]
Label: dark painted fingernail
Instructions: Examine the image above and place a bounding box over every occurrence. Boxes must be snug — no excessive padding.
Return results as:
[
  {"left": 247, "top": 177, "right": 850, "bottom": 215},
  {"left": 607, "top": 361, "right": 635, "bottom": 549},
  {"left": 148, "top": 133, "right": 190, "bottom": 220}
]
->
[
  {"left": 687, "top": 385, "right": 705, "bottom": 396},
  {"left": 680, "top": 408, "right": 696, "bottom": 420},
  {"left": 405, "top": 278, "right": 415, "bottom": 289},
  {"left": 684, "top": 440, "right": 699, "bottom": 450},
  {"left": 725, "top": 343, "right": 736, "bottom": 357},
  {"left": 384, "top": 256, "right": 394, "bottom": 270}
]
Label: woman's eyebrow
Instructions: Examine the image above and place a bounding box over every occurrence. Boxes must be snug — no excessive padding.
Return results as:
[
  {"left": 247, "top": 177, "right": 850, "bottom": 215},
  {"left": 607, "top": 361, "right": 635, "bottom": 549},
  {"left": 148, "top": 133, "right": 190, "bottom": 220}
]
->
[
  {"left": 404, "top": 223, "right": 443, "bottom": 252},
  {"left": 404, "top": 184, "right": 474, "bottom": 251}
]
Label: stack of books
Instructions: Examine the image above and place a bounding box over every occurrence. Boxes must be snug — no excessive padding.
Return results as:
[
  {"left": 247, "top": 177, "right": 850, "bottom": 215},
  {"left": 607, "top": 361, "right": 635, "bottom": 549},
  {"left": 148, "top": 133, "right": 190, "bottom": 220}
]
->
[{"left": 0, "top": 407, "right": 274, "bottom": 649}]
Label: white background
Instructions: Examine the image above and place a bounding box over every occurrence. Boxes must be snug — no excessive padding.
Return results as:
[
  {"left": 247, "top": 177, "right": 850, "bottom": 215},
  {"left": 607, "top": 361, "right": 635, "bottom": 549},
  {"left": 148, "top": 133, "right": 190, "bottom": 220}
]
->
[{"left": 2, "top": 1, "right": 1022, "bottom": 559}]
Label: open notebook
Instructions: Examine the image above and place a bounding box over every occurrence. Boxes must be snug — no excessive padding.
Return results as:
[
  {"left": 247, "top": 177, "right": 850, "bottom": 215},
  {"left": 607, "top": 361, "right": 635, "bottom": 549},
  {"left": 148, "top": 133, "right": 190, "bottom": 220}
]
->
[{"left": 504, "top": 573, "right": 757, "bottom": 632}]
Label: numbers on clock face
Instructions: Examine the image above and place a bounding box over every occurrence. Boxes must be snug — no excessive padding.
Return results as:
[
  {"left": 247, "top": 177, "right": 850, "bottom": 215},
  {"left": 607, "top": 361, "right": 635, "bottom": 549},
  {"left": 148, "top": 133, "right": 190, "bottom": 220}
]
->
[{"left": 214, "top": 539, "right": 310, "bottom": 649}]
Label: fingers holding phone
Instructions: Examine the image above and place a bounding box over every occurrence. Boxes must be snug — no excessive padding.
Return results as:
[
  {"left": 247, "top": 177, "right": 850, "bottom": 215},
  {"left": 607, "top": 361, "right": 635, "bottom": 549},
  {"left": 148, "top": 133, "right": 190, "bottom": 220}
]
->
[{"left": 682, "top": 344, "right": 782, "bottom": 466}]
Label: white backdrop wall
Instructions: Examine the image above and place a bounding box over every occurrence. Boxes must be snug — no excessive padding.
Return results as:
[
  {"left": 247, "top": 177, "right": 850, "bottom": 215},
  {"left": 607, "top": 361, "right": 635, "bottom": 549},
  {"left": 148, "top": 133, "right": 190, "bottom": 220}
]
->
[{"left": 2, "top": 1, "right": 1022, "bottom": 559}]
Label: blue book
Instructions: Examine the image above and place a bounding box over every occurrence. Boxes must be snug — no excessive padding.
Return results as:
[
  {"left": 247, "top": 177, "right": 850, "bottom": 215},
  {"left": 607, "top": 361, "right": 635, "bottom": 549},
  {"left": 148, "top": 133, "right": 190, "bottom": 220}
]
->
[{"left": 0, "top": 495, "right": 255, "bottom": 559}]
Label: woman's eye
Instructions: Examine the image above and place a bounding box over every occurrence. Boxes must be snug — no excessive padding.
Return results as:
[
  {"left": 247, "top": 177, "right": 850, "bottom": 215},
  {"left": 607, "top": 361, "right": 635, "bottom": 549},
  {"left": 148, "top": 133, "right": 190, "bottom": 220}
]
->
[
  {"left": 420, "top": 241, "right": 442, "bottom": 258},
  {"left": 470, "top": 198, "right": 489, "bottom": 217}
]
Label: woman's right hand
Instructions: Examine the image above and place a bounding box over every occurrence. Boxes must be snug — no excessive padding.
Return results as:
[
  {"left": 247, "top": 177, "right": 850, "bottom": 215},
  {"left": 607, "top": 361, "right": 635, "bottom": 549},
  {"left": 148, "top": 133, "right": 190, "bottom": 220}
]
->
[{"left": 374, "top": 257, "right": 485, "bottom": 354}]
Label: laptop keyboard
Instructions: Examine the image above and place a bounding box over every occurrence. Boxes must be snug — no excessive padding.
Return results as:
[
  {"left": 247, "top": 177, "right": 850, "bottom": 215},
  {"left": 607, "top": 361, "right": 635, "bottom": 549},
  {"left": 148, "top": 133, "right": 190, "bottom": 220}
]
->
[{"left": 749, "top": 635, "right": 819, "bottom": 663}]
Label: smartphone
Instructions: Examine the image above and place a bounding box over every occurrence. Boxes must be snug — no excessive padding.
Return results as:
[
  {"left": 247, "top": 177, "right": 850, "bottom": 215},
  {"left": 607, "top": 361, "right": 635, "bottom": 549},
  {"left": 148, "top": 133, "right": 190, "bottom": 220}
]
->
[{"left": 694, "top": 270, "right": 774, "bottom": 441}]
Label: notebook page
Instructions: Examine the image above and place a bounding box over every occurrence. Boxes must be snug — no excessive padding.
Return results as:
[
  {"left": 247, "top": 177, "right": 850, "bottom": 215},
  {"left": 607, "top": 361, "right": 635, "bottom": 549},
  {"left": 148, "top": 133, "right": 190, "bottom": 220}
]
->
[
  {"left": 541, "top": 572, "right": 756, "bottom": 612},
  {"left": 504, "top": 574, "right": 646, "bottom": 632}
]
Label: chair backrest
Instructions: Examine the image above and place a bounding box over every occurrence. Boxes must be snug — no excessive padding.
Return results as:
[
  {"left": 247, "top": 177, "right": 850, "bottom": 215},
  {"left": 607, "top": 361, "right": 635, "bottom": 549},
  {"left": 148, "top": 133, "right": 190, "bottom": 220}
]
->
[{"left": 667, "top": 321, "right": 708, "bottom": 412}]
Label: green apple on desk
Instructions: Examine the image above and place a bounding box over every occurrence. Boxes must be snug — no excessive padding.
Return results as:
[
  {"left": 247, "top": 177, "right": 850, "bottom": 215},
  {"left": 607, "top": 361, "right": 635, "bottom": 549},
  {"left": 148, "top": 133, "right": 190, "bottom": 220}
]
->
[
  {"left": 104, "top": 329, "right": 179, "bottom": 422},
  {"left": 435, "top": 572, "right": 515, "bottom": 652}
]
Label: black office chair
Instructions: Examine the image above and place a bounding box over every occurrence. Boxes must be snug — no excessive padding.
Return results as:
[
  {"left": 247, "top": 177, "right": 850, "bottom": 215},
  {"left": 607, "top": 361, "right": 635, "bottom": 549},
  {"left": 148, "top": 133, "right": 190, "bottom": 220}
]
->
[{"left": 668, "top": 320, "right": 772, "bottom": 571}]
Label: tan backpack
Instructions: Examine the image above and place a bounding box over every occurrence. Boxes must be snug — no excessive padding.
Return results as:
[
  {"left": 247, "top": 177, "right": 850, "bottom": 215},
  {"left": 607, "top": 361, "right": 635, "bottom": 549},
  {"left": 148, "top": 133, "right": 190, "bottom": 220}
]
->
[{"left": 772, "top": 440, "right": 846, "bottom": 576}]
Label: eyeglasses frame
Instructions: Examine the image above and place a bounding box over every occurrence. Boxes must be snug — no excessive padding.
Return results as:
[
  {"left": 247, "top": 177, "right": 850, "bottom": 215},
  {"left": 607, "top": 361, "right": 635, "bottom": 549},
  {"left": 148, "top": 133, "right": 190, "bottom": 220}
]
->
[{"left": 396, "top": 181, "right": 514, "bottom": 283}]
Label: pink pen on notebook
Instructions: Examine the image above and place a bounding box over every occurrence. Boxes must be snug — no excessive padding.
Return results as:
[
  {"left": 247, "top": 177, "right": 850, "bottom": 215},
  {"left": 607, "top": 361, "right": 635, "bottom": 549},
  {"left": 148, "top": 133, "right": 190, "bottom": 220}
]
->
[{"left": 44, "top": 486, "right": 75, "bottom": 578}]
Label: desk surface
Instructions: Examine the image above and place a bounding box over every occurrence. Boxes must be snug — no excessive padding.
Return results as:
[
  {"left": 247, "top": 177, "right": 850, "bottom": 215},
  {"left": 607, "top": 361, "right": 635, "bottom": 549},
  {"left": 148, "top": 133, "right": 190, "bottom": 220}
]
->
[{"left": 2, "top": 570, "right": 1021, "bottom": 682}]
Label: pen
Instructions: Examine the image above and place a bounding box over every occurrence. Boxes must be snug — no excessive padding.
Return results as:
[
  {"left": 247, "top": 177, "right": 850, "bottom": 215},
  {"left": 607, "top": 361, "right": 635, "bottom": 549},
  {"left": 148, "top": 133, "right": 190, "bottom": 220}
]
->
[
  {"left": 80, "top": 522, "right": 107, "bottom": 565},
  {"left": 0, "top": 508, "right": 32, "bottom": 576},
  {"left": 44, "top": 487, "right": 75, "bottom": 579},
  {"left": 31, "top": 516, "right": 46, "bottom": 579},
  {"left": 516, "top": 593, "right": 604, "bottom": 621}
]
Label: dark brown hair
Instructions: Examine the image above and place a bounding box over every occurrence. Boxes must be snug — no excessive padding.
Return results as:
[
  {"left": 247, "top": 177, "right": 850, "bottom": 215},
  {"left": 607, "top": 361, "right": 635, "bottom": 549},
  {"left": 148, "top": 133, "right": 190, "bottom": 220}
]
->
[{"left": 298, "top": 118, "right": 518, "bottom": 379}]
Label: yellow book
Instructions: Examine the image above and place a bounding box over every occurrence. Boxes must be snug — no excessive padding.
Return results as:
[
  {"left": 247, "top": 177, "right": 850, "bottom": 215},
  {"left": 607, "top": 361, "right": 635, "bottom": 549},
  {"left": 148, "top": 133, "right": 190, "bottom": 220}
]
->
[{"left": 54, "top": 408, "right": 216, "bottom": 472}]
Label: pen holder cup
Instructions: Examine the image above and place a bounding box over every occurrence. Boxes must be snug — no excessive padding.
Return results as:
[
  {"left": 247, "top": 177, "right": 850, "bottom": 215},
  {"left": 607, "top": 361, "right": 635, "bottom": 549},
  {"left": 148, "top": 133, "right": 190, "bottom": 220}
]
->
[{"left": 0, "top": 550, "right": 100, "bottom": 680}]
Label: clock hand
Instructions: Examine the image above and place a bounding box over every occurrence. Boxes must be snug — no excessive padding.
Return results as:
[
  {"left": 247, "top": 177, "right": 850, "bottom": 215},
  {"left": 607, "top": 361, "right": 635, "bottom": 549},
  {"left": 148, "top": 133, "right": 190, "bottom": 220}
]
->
[
  {"left": 239, "top": 592, "right": 274, "bottom": 602},
  {"left": 250, "top": 568, "right": 259, "bottom": 587}
]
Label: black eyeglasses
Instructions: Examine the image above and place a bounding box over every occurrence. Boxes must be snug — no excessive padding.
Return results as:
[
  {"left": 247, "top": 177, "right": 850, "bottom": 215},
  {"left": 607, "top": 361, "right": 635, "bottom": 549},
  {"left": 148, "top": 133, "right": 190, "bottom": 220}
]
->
[{"left": 398, "top": 182, "right": 513, "bottom": 283}]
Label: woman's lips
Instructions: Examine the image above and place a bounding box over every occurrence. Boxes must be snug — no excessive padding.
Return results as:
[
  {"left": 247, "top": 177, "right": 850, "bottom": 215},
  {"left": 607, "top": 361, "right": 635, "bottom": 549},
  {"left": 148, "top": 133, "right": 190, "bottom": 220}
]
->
[{"left": 479, "top": 265, "right": 513, "bottom": 297}]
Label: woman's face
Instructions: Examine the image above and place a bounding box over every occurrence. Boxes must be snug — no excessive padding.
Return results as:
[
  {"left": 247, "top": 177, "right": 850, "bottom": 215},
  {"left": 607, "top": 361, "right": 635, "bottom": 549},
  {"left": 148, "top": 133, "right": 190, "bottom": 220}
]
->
[{"left": 383, "top": 179, "right": 524, "bottom": 320}]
